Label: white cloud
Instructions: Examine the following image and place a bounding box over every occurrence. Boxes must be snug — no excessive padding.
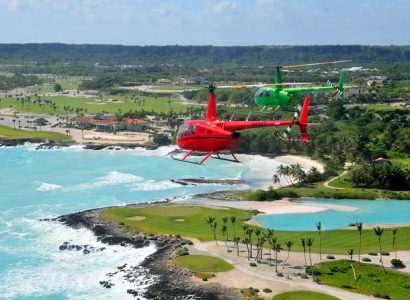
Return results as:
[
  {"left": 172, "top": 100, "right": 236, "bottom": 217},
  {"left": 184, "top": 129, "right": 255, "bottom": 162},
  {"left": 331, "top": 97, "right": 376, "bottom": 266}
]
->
[
  {"left": 0, "top": 0, "right": 21, "bottom": 10},
  {"left": 213, "top": 1, "right": 238, "bottom": 14}
]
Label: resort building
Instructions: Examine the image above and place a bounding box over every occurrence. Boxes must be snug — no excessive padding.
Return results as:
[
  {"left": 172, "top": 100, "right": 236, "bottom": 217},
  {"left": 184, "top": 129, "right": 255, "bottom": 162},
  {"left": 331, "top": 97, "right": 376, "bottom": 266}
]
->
[{"left": 76, "top": 115, "right": 146, "bottom": 132}]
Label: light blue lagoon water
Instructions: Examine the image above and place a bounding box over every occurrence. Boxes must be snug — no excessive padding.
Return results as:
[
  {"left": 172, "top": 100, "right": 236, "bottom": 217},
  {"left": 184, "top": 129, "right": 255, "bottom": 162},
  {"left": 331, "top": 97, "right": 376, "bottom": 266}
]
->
[
  {"left": 256, "top": 199, "right": 410, "bottom": 231},
  {"left": 0, "top": 145, "right": 273, "bottom": 300}
]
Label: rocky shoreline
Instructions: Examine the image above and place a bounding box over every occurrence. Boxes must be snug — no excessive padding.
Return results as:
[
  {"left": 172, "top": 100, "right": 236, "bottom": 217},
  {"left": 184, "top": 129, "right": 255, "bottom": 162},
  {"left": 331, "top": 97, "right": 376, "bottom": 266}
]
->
[{"left": 53, "top": 204, "right": 242, "bottom": 300}]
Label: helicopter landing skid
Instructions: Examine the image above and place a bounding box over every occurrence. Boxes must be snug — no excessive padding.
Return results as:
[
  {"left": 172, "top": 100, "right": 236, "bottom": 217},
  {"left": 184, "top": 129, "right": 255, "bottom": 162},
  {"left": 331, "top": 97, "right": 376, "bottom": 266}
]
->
[
  {"left": 171, "top": 150, "right": 215, "bottom": 165},
  {"left": 212, "top": 152, "right": 240, "bottom": 163}
]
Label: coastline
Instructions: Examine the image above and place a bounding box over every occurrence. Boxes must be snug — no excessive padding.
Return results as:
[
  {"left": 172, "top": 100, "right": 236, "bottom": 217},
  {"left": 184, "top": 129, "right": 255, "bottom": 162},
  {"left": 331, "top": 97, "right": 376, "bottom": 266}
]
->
[{"left": 54, "top": 203, "right": 242, "bottom": 300}]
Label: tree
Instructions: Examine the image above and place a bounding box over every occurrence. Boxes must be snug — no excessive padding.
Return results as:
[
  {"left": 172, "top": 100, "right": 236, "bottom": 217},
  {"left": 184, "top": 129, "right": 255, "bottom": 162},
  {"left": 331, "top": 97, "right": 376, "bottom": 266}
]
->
[
  {"left": 306, "top": 238, "right": 314, "bottom": 280},
  {"left": 392, "top": 228, "right": 398, "bottom": 260},
  {"left": 273, "top": 243, "right": 282, "bottom": 273},
  {"left": 53, "top": 83, "right": 62, "bottom": 92},
  {"left": 282, "top": 240, "right": 294, "bottom": 269},
  {"left": 315, "top": 221, "right": 322, "bottom": 260},
  {"left": 347, "top": 248, "right": 354, "bottom": 261},
  {"left": 221, "top": 224, "right": 229, "bottom": 252},
  {"left": 246, "top": 228, "right": 254, "bottom": 258},
  {"left": 229, "top": 216, "right": 237, "bottom": 241},
  {"left": 234, "top": 236, "right": 241, "bottom": 256},
  {"left": 210, "top": 220, "right": 218, "bottom": 244},
  {"left": 300, "top": 237, "right": 307, "bottom": 267},
  {"left": 356, "top": 222, "right": 363, "bottom": 262},
  {"left": 373, "top": 226, "right": 385, "bottom": 272},
  {"left": 243, "top": 238, "right": 251, "bottom": 260},
  {"left": 222, "top": 216, "right": 229, "bottom": 240}
]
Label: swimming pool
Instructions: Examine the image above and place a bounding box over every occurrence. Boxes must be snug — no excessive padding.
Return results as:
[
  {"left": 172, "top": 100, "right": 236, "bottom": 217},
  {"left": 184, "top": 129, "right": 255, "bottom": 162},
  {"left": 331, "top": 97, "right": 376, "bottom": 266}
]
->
[{"left": 255, "top": 199, "right": 410, "bottom": 231}]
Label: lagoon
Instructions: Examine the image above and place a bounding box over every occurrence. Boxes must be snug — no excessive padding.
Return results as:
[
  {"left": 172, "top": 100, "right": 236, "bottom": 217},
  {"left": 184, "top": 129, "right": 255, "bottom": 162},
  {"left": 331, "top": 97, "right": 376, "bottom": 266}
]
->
[{"left": 256, "top": 199, "right": 410, "bottom": 231}]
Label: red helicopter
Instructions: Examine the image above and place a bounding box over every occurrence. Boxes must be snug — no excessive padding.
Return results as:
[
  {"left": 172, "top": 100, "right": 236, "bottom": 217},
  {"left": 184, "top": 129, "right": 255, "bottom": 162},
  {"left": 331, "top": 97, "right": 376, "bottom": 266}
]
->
[{"left": 172, "top": 84, "right": 310, "bottom": 165}]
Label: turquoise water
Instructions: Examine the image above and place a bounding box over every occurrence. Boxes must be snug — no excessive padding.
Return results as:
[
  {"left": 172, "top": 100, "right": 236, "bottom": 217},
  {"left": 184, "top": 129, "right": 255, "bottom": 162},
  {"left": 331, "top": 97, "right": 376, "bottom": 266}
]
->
[
  {"left": 256, "top": 199, "right": 410, "bottom": 231},
  {"left": 0, "top": 145, "right": 273, "bottom": 300}
]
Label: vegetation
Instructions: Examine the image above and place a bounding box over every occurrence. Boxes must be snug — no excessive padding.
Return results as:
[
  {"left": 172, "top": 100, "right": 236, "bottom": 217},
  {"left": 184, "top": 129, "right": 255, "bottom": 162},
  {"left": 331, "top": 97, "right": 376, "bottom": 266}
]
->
[
  {"left": 173, "top": 255, "right": 233, "bottom": 273},
  {"left": 271, "top": 291, "right": 340, "bottom": 300},
  {"left": 315, "top": 260, "right": 410, "bottom": 300},
  {"left": 101, "top": 205, "right": 410, "bottom": 254},
  {"left": 0, "top": 124, "right": 72, "bottom": 143}
]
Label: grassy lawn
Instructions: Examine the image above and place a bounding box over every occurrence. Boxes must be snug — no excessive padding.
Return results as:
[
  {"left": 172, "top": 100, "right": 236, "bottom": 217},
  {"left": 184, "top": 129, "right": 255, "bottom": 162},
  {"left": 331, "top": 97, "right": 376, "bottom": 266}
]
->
[
  {"left": 0, "top": 125, "right": 72, "bottom": 143},
  {"left": 173, "top": 255, "right": 233, "bottom": 272},
  {"left": 101, "top": 205, "right": 253, "bottom": 241},
  {"left": 0, "top": 94, "right": 197, "bottom": 115},
  {"left": 152, "top": 85, "right": 203, "bottom": 90},
  {"left": 316, "top": 260, "right": 410, "bottom": 300},
  {"left": 327, "top": 172, "right": 352, "bottom": 189},
  {"left": 278, "top": 182, "right": 410, "bottom": 200},
  {"left": 101, "top": 205, "right": 410, "bottom": 254},
  {"left": 272, "top": 291, "right": 340, "bottom": 300},
  {"left": 365, "top": 104, "right": 408, "bottom": 112}
]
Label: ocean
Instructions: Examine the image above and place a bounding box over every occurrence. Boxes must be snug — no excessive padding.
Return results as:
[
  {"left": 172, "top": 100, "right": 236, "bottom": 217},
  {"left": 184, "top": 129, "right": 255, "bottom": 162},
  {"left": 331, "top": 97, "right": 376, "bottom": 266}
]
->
[{"left": 0, "top": 145, "right": 278, "bottom": 299}]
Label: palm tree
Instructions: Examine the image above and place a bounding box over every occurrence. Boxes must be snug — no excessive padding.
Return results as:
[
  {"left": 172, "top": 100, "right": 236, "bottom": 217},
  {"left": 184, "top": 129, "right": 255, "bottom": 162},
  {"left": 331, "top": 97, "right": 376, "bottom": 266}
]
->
[
  {"left": 229, "top": 216, "right": 237, "bottom": 241},
  {"left": 254, "top": 228, "right": 262, "bottom": 260},
  {"left": 392, "top": 228, "right": 398, "bottom": 260},
  {"left": 268, "top": 236, "right": 277, "bottom": 266},
  {"left": 246, "top": 228, "right": 254, "bottom": 258},
  {"left": 222, "top": 216, "right": 229, "bottom": 240},
  {"left": 221, "top": 224, "right": 229, "bottom": 252},
  {"left": 282, "top": 240, "right": 294, "bottom": 268},
  {"left": 315, "top": 221, "right": 322, "bottom": 260},
  {"left": 211, "top": 220, "right": 218, "bottom": 244},
  {"left": 12, "top": 119, "right": 16, "bottom": 129},
  {"left": 300, "top": 237, "right": 307, "bottom": 266},
  {"left": 234, "top": 236, "right": 241, "bottom": 256},
  {"left": 273, "top": 243, "right": 282, "bottom": 273},
  {"left": 373, "top": 226, "right": 385, "bottom": 271},
  {"left": 347, "top": 248, "right": 354, "bottom": 261},
  {"left": 242, "top": 224, "right": 249, "bottom": 238},
  {"left": 356, "top": 222, "right": 363, "bottom": 262},
  {"left": 243, "top": 238, "right": 251, "bottom": 260},
  {"left": 272, "top": 174, "right": 280, "bottom": 185},
  {"left": 306, "top": 238, "right": 314, "bottom": 279}
]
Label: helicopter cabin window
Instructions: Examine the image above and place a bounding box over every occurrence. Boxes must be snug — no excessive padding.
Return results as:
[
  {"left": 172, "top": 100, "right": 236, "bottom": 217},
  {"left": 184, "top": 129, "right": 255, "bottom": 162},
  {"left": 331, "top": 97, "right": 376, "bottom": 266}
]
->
[
  {"left": 265, "top": 90, "right": 270, "bottom": 96},
  {"left": 188, "top": 125, "right": 195, "bottom": 135},
  {"left": 179, "top": 125, "right": 188, "bottom": 137}
]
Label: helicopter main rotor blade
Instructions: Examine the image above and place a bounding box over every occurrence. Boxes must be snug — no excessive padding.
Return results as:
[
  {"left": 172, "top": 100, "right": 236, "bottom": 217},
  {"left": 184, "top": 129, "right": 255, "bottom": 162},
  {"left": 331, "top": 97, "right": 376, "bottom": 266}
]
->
[
  {"left": 282, "top": 60, "right": 352, "bottom": 69},
  {"left": 218, "top": 82, "right": 314, "bottom": 89}
]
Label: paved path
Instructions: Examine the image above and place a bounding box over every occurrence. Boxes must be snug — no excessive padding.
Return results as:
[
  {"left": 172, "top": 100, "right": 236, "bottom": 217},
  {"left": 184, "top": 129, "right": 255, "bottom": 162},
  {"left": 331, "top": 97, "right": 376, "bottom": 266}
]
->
[
  {"left": 187, "top": 240, "right": 373, "bottom": 300},
  {"left": 323, "top": 170, "right": 348, "bottom": 189}
]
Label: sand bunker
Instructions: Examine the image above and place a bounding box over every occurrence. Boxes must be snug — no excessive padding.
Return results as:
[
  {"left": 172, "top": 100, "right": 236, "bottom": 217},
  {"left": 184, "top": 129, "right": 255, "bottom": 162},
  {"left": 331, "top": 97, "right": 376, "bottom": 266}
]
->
[
  {"left": 126, "top": 216, "right": 146, "bottom": 221},
  {"left": 174, "top": 218, "right": 184, "bottom": 222}
]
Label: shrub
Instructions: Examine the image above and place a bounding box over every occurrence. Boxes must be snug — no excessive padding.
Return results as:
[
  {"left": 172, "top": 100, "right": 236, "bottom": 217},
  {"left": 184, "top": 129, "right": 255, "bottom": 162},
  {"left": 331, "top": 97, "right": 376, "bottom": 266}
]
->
[
  {"left": 329, "top": 266, "right": 339, "bottom": 272},
  {"left": 391, "top": 259, "right": 405, "bottom": 268},
  {"left": 368, "top": 252, "right": 378, "bottom": 256},
  {"left": 300, "top": 274, "right": 309, "bottom": 279},
  {"left": 249, "top": 262, "right": 257, "bottom": 267},
  {"left": 381, "top": 252, "right": 390, "bottom": 256},
  {"left": 403, "top": 284, "right": 410, "bottom": 289},
  {"left": 374, "top": 294, "right": 391, "bottom": 299},
  {"left": 276, "top": 272, "right": 284, "bottom": 277},
  {"left": 362, "top": 257, "right": 372, "bottom": 262},
  {"left": 327, "top": 255, "right": 335, "bottom": 260},
  {"left": 305, "top": 266, "right": 321, "bottom": 275},
  {"left": 262, "top": 288, "right": 272, "bottom": 293}
]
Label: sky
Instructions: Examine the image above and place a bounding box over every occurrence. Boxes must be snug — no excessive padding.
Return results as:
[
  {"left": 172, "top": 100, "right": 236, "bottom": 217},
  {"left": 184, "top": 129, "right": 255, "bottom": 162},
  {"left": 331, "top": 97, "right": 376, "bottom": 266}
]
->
[{"left": 0, "top": 0, "right": 409, "bottom": 45}]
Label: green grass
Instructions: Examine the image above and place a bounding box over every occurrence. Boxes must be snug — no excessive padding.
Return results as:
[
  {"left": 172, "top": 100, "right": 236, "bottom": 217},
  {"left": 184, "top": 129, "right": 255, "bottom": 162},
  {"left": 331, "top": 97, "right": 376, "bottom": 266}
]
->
[
  {"left": 173, "top": 255, "right": 233, "bottom": 272},
  {"left": 152, "top": 85, "right": 203, "bottom": 90},
  {"left": 316, "top": 260, "right": 410, "bottom": 300},
  {"left": 101, "top": 205, "right": 253, "bottom": 241},
  {"left": 30, "top": 83, "right": 79, "bottom": 94},
  {"left": 0, "top": 94, "right": 197, "bottom": 115},
  {"left": 327, "top": 172, "right": 353, "bottom": 189},
  {"left": 365, "top": 104, "right": 407, "bottom": 112},
  {"left": 278, "top": 182, "right": 410, "bottom": 200},
  {"left": 272, "top": 291, "right": 340, "bottom": 300},
  {"left": 0, "top": 125, "right": 72, "bottom": 143},
  {"left": 101, "top": 205, "right": 410, "bottom": 254}
]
